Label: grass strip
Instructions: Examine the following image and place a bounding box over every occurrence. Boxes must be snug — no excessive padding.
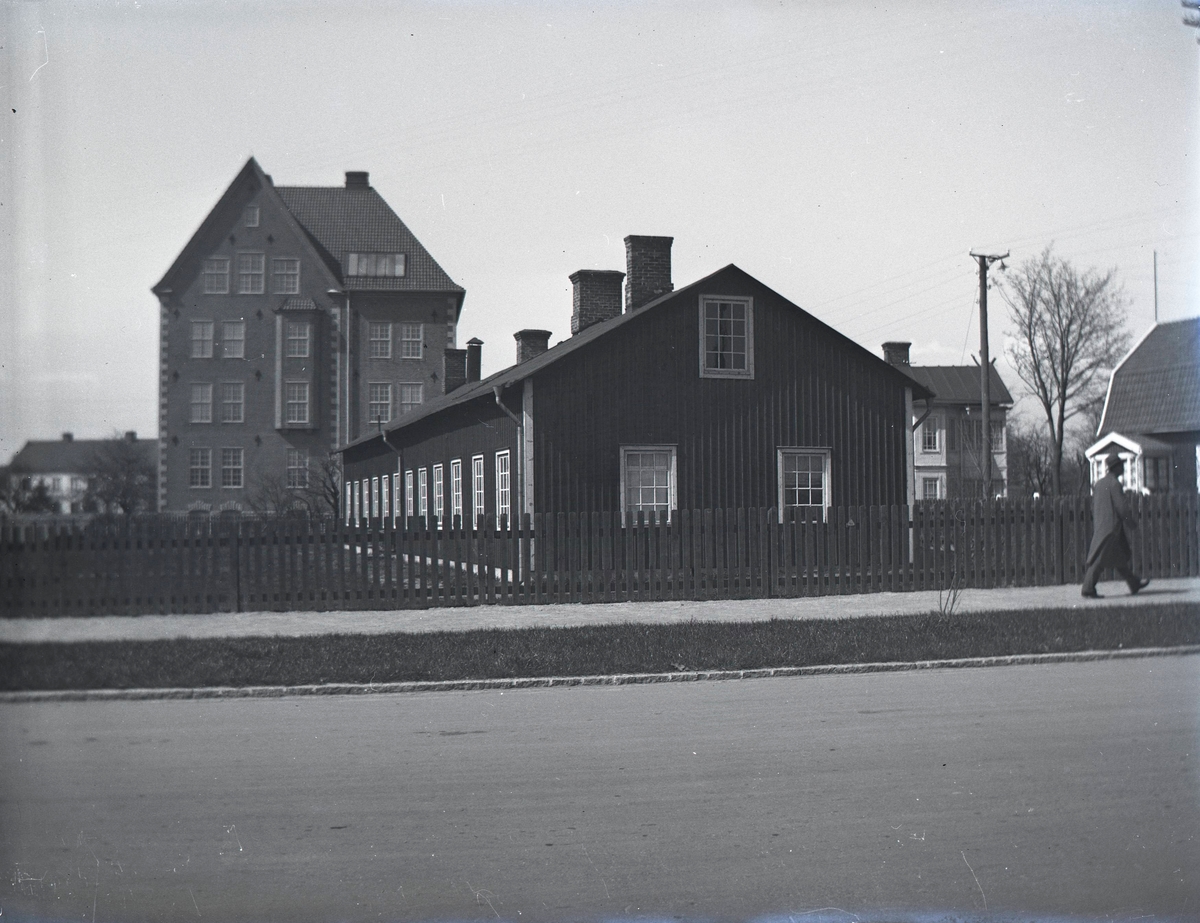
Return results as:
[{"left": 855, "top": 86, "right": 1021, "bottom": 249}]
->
[{"left": 1, "top": 603, "right": 1197, "bottom": 693}]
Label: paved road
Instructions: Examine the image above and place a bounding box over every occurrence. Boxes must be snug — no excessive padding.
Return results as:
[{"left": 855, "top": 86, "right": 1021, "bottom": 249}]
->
[{"left": 2, "top": 656, "right": 1197, "bottom": 922}]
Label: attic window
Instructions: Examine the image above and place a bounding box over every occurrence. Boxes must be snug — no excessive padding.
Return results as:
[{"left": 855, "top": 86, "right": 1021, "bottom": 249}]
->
[
  {"left": 244, "top": 206, "right": 260, "bottom": 227},
  {"left": 347, "top": 253, "right": 406, "bottom": 277},
  {"left": 700, "top": 296, "right": 754, "bottom": 379}
]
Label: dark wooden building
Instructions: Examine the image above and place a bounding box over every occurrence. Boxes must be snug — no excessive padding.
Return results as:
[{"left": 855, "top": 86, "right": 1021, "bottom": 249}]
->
[{"left": 340, "top": 236, "right": 931, "bottom": 526}]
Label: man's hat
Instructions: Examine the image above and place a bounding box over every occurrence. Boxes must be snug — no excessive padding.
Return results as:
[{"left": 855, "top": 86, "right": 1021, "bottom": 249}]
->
[{"left": 1106, "top": 450, "right": 1125, "bottom": 472}]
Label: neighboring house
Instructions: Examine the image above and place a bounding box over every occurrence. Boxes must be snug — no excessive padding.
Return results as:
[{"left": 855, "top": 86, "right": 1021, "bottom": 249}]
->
[
  {"left": 1085, "top": 316, "right": 1200, "bottom": 494},
  {"left": 5, "top": 432, "right": 154, "bottom": 514},
  {"left": 152, "top": 157, "right": 465, "bottom": 512},
  {"left": 339, "top": 235, "right": 932, "bottom": 526},
  {"left": 880, "top": 343, "right": 1013, "bottom": 501}
]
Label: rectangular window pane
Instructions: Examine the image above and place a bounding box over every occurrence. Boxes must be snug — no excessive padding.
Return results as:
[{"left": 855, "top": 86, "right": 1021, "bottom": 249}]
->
[
  {"left": 353, "top": 480, "right": 361, "bottom": 525},
  {"left": 472, "top": 456, "right": 485, "bottom": 524},
  {"left": 244, "top": 206, "right": 260, "bottom": 228},
  {"left": 451, "top": 459, "right": 463, "bottom": 521},
  {"left": 203, "top": 259, "right": 229, "bottom": 294},
  {"left": 418, "top": 469, "right": 428, "bottom": 519},
  {"left": 368, "top": 383, "right": 392, "bottom": 424},
  {"left": 347, "top": 252, "right": 406, "bottom": 277},
  {"left": 286, "top": 321, "right": 311, "bottom": 358},
  {"left": 190, "top": 383, "right": 213, "bottom": 423},
  {"left": 369, "top": 322, "right": 392, "bottom": 359},
  {"left": 237, "top": 253, "right": 265, "bottom": 294},
  {"left": 623, "top": 447, "right": 674, "bottom": 520},
  {"left": 191, "top": 321, "right": 214, "bottom": 358},
  {"left": 273, "top": 258, "right": 300, "bottom": 294},
  {"left": 399, "top": 383, "right": 423, "bottom": 415},
  {"left": 222, "top": 321, "right": 245, "bottom": 358},
  {"left": 923, "top": 478, "right": 940, "bottom": 501},
  {"left": 495, "top": 452, "right": 511, "bottom": 523},
  {"left": 405, "top": 470, "right": 414, "bottom": 519},
  {"left": 433, "top": 464, "right": 444, "bottom": 521},
  {"left": 400, "top": 323, "right": 423, "bottom": 359},
  {"left": 923, "top": 419, "right": 939, "bottom": 452},
  {"left": 780, "top": 451, "right": 827, "bottom": 512},
  {"left": 221, "top": 382, "right": 244, "bottom": 423},
  {"left": 286, "top": 448, "right": 308, "bottom": 489},
  {"left": 345, "top": 482, "right": 352, "bottom": 525},
  {"left": 701, "top": 299, "right": 751, "bottom": 377},
  {"left": 220, "top": 447, "right": 243, "bottom": 488},
  {"left": 285, "top": 381, "right": 310, "bottom": 424},
  {"left": 381, "top": 475, "right": 390, "bottom": 519},
  {"left": 372, "top": 477, "right": 380, "bottom": 519},
  {"left": 189, "top": 448, "right": 211, "bottom": 488}
]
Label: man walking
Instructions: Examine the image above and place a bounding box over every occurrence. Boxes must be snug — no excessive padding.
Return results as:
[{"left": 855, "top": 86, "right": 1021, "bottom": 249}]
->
[{"left": 1081, "top": 451, "right": 1149, "bottom": 599}]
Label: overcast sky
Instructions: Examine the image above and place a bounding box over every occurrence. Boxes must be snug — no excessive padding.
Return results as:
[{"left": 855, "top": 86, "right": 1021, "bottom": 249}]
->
[{"left": 3, "top": 0, "right": 1197, "bottom": 459}]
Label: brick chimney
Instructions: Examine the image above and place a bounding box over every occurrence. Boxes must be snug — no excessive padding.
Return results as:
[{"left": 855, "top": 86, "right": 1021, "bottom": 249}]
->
[
  {"left": 570, "top": 270, "right": 624, "bottom": 335},
  {"left": 466, "top": 338, "right": 483, "bottom": 383},
  {"left": 124, "top": 431, "right": 137, "bottom": 442},
  {"left": 624, "top": 235, "right": 673, "bottom": 312},
  {"left": 62, "top": 432, "right": 73, "bottom": 442},
  {"left": 514, "top": 329, "right": 552, "bottom": 363},
  {"left": 345, "top": 171, "right": 370, "bottom": 188},
  {"left": 444, "top": 348, "right": 468, "bottom": 394},
  {"left": 882, "top": 342, "right": 911, "bottom": 367}
]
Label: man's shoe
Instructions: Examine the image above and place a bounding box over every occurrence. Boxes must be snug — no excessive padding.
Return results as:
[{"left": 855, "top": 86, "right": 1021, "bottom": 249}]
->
[
  {"left": 1081, "top": 588, "right": 1102, "bottom": 599},
  {"left": 1130, "top": 578, "right": 1150, "bottom": 595}
]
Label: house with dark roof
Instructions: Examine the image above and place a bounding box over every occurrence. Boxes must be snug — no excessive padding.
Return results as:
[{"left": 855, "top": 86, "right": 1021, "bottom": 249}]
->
[
  {"left": 1085, "top": 316, "right": 1200, "bottom": 494},
  {"left": 880, "top": 343, "right": 1013, "bottom": 500},
  {"left": 153, "top": 158, "right": 464, "bottom": 511},
  {"left": 339, "top": 236, "right": 931, "bottom": 527},
  {"left": 6, "top": 432, "right": 155, "bottom": 514}
]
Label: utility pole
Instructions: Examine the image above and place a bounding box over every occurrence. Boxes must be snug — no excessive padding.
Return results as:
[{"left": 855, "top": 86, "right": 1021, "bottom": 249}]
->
[{"left": 970, "top": 250, "right": 1008, "bottom": 497}]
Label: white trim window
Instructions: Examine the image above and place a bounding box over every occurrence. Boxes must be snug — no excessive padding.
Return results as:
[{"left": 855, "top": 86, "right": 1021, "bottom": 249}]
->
[
  {"left": 190, "top": 383, "right": 213, "bottom": 423},
  {"left": 621, "top": 446, "right": 676, "bottom": 522},
  {"left": 398, "top": 383, "right": 423, "bottom": 415},
  {"left": 405, "top": 470, "right": 415, "bottom": 520},
  {"left": 922, "top": 477, "right": 941, "bottom": 501},
  {"left": 353, "top": 480, "right": 361, "bottom": 526},
  {"left": 432, "top": 464, "right": 445, "bottom": 523},
  {"left": 287, "top": 448, "right": 308, "bottom": 489},
  {"left": 203, "top": 259, "right": 229, "bottom": 294},
  {"left": 777, "top": 448, "right": 831, "bottom": 519},
  {"left": 700, "top": 296, "right": 753, "bottom": 378},
  {"left": 369, "top": 322, "right": 392, "bottom": 359},
  {"left": 495, "top": 451, "right": 511, "bottom": 524},
  {"left": 286, "top": 321, "right": 311, "bottom": 358},
  {"left": 237, "top": 253, "right": 265, "bottom": 294},
  {"left": 471, "top": 454, "right": 485, "bottom": 524},
  {"left": 417, "top": 468, "right": 429, "bottom": 521},
  {"left": 220, "top": 382, "right": 244, "bottom": 424},
  {"left": 371, "top": 477, "right": 380, "bottom": 520},
  {"left": 360, "top": 480, "right": 368, "bottom": 523},
  {"left": 220, "top": 447, "right": 244, "bottom": 489},
  {"left": 272, "top": 258, "right": 300, "bottom": 295},
  {"left": 191, "top": 321, "right": 214, "bottom": 358},
  {"left": 381, "top": 474, "right": 390, "bottom": 519},
  {"left": 345, "top": 482, "right": 352, "bottom": 525},
  {"left": 222, "top": 320, "right": 245, "bottom": 359},
  {"left": 922, "top": 418, "right": 940, "bottom": 453},
  {"left": 399, "top": 323, "right": 423, "bottom": 359},
  {"left": 285, "top": 381, "right": 310, "bottom": 425},
  {"left": 368, "top": 382, "right": 392, "bottom": 424},
  {"left": 450, "top": 459, "right": 463, "bottom": 522},
  {"left": 391, "top": 472, "right": 400, "bottom": 525},
  {"left": 347, "top": 253, "right": 406, "bottom": 277},
  {"left": 189, "top": 447, "right": 212, "bottom": 488}
]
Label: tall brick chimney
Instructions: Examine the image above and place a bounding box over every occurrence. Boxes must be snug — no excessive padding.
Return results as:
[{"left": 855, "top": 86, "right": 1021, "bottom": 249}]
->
[
  {"left": 345, "top": 171, "right": 370, "bottom": 188},
  {"left": 882, "top": 342, "right": 911, "bottom": 367},
  {"left": 466, "top": 338, "right": 483, "bottom": 383},
  {"left": 624, "top": 235, "right": 673, "bottom": 312},
  {"left": 443, "top": 348, "right": 467, "bottom": 394},
  {"left": 514, "top": 329, "right": 552, "bottom": 363},
  {"left": 570, "top": 270, "right": 625, "bottom": 335}
]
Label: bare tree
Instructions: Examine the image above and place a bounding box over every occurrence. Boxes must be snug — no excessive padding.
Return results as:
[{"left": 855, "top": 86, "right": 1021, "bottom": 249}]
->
[
  {"left": 247, "top": 451, "right": 342, "bottom": 517},
  {"left": 1006, "top": 419, "right": 1054, "bottom": 498},
  {"left": 0, "top": 468, "right": 60, "bottom": 514},
  {"left": 83, "top": 434, "right": 157, "bottom": 516},
  {"left": 1002, "top": 246, "right": 1130, "bottom": 494}
]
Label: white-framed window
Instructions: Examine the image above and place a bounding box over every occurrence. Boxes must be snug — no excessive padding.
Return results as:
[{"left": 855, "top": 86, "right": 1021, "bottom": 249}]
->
[
  {"left": 190, "top": 383, "right": 213, "bottom": 423},
  {"left": 345, "top": 481, "right": 352, "bottom": 525},
  {"left": 191, "top": 321, "right": 214, "bottom": 358},
  {"left": 399, "top": 383, "right": 423, "bottom": 415},
  {"left": 347, "top": 253, "right": 406, "bottom": 277},
  {"left": 417, "top": 468, "right": 429, "bottom": 521},
  {"left": 495, "top": 451, "right": 511, "bottom": 524},
  {"left": 621, "top": 446, "right": 676, "bottom": 522},
  {"left": 371, "top": 477, "right": 380, "bottom": 519},
  {"left": 244, "top": 205, "right": 260, "bottom": 227},
  {"left": 285, "top": 381, "right": 310, "bottom": 425},
  {"left": 287, "top": 448, "right": 308, "bottom": 489},
  {"left": 922, "top": 418, "right": 940, "bottom": 453},
  {"left": 432, "top": 464, "right": 444, "bottom": 522},
  {"left": 368, "top": 322, "right": 392, "bottom": 359},
  {"left": 922, "top": 477, "right": 941, "bottom": 501},
  {"left": 405, "top": 470, "right": 415, "bottom": 519},
  {"left": 990, "top": 421, "right": 1005, "bottom": 453},
  {"left": 220, "top": 382, "right": 244, "bottom": 423},
  {"left": 286, "top": 321, "right": 311, "bottom": 358},
  {"left": 399, "top": 323, "right": 423, "bottom": 359},
  {"left": 381, "top": 474, "right": 390, "bottom": 519},
  {"left": 471, "top": 455, "right": 485, "bottom": 524},
  {"left": 391, "top": 472, "right": 400, "bottom": 525},
  {"left": 450, "top": 459, "right": 463, "bottom": 522},
  {"left": 220, "top": 447, "right": 244, "bottom": 489},
  {"left": 360, "top": 480, "right": 368, "bottom": 523},
  {"left": 272, "top": 258, "right": 300, "bottom": 294},
  {"left": 368, "top": 383, "right": 392, "bottom": 424},
  {"left": 237, "top": 253, "right": 265, "bottom": 294},
  {"left": 700, "top": 296, "right": 753, "bottom": 378},
  {"left": 221, "top": 320, "right": 245, "bottom": 359},
  {"left": 777, "top": 448, "right": 831, "bottom": 519},
  {"left": 203, "top": 259, "right": 229, "bottom": 294},
  {"left": 189, "top": 447, "right": 212, "bottom": 488},
  {"left": 353, "top": 480, "right": 361, "bottom": 526}
]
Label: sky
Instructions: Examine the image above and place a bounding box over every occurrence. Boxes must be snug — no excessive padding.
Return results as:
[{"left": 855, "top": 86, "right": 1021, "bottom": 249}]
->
[{"left": 3, "top": 0, "right": 1197, "bottom": 461}]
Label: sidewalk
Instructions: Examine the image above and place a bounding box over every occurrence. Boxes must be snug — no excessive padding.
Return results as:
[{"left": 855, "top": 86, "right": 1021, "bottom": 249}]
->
[{"left": 3, "top": 577, "right": 1197, "bottom": 644}]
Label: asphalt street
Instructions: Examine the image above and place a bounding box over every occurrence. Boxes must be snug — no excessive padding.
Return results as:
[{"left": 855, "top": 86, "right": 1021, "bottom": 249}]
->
[{"left": 2, "top": 654, "right": 1197, "bottom": 922}]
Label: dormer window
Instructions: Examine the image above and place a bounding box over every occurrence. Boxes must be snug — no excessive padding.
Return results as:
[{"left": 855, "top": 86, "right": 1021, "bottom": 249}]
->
[
  {"left": 700, "top": 296, "right": 753, "bottom": 378},
  {"left": 347, "top": 253, "right": 406, "bottom": 277}
]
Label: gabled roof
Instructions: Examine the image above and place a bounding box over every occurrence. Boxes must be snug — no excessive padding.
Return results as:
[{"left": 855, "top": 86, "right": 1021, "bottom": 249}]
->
[
  {"left": 907, "top": 365, "right": 1013, "bottom": 407},
  {"left": 8, "top": 438, "right": 156, "bottom": 474},
  {"left": 344, "top": 263, "right": 934, "bottom": 452},
  {"left": 1099, "top": 316, "right": 1200, "bottom": 437},
  {"left": 276, "top": 185, "right": 464, "bottom": 295}
]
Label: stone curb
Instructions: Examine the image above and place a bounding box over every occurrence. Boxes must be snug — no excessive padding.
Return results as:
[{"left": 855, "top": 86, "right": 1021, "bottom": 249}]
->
[{"left": 3, "top": 644, "right": 1197, "bottom": 704}]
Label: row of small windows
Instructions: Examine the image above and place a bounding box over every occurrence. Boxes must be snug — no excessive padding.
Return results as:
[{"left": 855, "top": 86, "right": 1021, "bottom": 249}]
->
[
  {"left": 368, "top": 322, "right": 423, "bottom": 359},
  {"left": 188, "top": 446, "right": 309, "bottom": 490},
  {"left": 368, "top": 382, "right": 424, "bottom": 424},
  {"left": 347, "top": 252, "right": 406, "bottom": 277},
  {"left": 190, "top": 382, "right": 245, "bottom": 424},
  {"left": 203, "top": 256, "right": 299, "bottom": 295},
  {"left": 346, "top": 454, "right": 506, "bottom": 527},
  {"left": 190, "top": 320, "right": 312, "bottom": 359}
]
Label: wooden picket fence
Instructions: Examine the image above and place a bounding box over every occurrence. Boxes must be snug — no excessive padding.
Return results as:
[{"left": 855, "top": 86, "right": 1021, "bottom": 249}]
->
[{"left": 2, "top": 495, "right": 1198, "bottom": 617}]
